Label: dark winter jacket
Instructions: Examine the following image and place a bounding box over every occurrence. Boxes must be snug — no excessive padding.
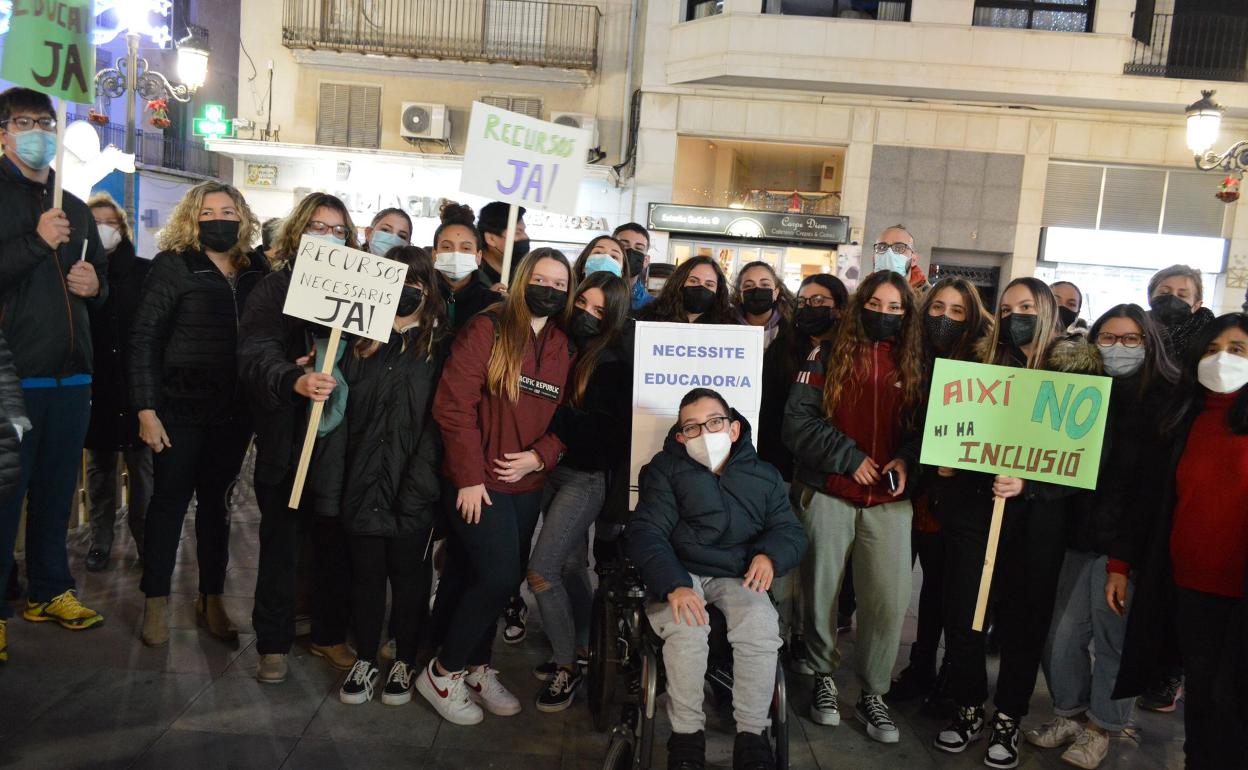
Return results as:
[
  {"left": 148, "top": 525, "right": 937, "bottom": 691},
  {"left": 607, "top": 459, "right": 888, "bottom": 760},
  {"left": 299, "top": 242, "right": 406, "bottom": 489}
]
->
[
  {"left": 332, "top": 328, "right": 446, "bottom": 537},
  {"left": 0, "top": 332, "right": 29, "bottom": 505},
  {"left": 548, "top": 344, "right": 631, "bottom": 473},
  {"left": 439, "top": 269, "right": 504, "bottom": 333},
  {"left": 755, "top": 322, "right": 805, "bottom": 482},
  {"left": 0, "top": 161, "right": 108, "bottom": 379},
  {"left": 130, "top": 248, "right": 269, "bottom": 425},
  {"left": 626, "top": 412, "right": 808, "bottom": 599},
  {"left": 84, "top": 239, "right": 150, "bottom": 451}
]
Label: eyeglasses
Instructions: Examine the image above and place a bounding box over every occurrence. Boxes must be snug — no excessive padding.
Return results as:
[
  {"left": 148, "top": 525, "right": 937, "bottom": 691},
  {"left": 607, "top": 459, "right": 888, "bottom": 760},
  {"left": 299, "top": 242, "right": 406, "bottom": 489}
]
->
[
  {"left": 1, "top": 116, "right": 56, "bottom": 132},
  {"left": 796, "top": 296, "right": 835, "bottom": 309},
  {"left": 679, "top": 415, "right": 728, "bottom": 439},
  {"left": 307, "top": 221, "right": 349, "bottom": 239},
  {"left": 1096, "top": 332, "right": 1144, "bottom": 348},
  {"left": 873, "top": 242, "right": 912, "bottom": 256}
]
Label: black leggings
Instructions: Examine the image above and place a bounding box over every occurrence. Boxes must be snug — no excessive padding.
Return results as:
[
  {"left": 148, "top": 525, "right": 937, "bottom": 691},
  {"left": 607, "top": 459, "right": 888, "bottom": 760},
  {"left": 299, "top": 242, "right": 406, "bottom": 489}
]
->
[
  {"left": 1175, "top": 587, "right": 1245, "bottom": 770},
  {"left": 910, "top": 528, "right": 946, "bottom": 671},
  {"left": 350, "top": 531, "right": 431, "bottom": 665}
]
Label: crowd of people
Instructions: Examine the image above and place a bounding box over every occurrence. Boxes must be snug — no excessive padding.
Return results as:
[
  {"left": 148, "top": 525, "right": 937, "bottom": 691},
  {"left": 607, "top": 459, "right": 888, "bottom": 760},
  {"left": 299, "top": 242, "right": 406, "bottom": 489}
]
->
[{"left": 0, "top": 85, "right": 1245, "bottom": 770}]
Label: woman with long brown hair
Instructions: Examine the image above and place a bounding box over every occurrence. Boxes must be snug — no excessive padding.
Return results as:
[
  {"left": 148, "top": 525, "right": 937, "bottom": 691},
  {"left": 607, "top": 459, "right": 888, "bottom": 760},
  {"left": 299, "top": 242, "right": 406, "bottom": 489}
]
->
[
  {"left": 638, "top": 255, "right": 732, "bottom": 324},
  {"left": 782, "top": 269, "right": 925, "bottom": 744},
  {"left": 129, "top": 181, "right": 265, "bottom": 648},
  {"left": 570, "top": 235, "right": 630, "bottom": 284},
  {"left": 238, "top": 192, "right": 359, "bottom": 684},
  {"left": 420, "top": 248, "right": 576, "bottom": 725}
]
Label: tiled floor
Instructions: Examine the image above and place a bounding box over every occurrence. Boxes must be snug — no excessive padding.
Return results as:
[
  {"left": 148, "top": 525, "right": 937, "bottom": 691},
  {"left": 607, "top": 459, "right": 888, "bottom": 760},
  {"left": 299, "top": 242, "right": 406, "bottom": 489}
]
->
[{"left": 0, "top": 487, "right": 1187, "bottom": 770}]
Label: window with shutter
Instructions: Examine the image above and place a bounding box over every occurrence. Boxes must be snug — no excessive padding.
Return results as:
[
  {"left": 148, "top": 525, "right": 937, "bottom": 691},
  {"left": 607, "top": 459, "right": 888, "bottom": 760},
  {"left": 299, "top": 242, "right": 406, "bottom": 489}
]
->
[
  {"left": 317, "top": 83, "right": 350, "bottom": 147},
  {"left": 1042, "top": 164, "right": 1102, "bottom": 229},
  {"left": 1162, "top": 171, "right": 1226, "bottom": 237},
  {"left": 1042, "top": 161, "right": 1227, "bottom": 238},
  {"left": 1100, "top": 167, "right": 1166, "bottom": 233},
  {"left": 478, "top": 95, "right": 544, "bottom": 120},
  {"left": 317, "top": 83, "right": 382, "bottom": 149}
]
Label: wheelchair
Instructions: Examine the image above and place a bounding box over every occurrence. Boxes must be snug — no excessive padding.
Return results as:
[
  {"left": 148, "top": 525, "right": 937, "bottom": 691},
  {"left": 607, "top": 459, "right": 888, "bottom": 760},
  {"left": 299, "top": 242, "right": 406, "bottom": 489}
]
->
[{"left": 587, "top": 556, "right": 789, "bottom": 770}]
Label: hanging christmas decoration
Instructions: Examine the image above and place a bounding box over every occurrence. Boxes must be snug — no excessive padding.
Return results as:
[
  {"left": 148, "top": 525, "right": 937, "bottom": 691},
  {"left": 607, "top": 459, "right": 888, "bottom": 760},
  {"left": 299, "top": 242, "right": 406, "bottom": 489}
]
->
[
  {"left": 1217, "top": 175, "right": 1241, "bottom": 203},
  {"left": 146, "top": 98, "right": 171, "bottom": 129}
]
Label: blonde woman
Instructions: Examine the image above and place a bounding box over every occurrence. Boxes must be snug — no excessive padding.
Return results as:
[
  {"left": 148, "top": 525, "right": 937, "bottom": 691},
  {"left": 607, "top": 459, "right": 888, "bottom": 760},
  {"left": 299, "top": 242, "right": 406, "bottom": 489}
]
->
[{"left": 129, "top": 181, "right": 265, "bottom": 648}]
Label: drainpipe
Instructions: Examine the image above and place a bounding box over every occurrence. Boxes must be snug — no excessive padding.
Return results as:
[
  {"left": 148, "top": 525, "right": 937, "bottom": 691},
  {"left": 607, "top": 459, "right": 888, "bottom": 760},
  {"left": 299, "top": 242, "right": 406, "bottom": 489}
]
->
[{"left": 618, "top": 0, "right": 641, "bottom": 166}]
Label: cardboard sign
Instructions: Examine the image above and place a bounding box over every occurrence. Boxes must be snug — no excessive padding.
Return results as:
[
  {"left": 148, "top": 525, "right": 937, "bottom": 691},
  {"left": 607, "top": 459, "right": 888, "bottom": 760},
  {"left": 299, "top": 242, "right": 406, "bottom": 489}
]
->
[
  {"left": 2, "top": 0, "right": 96, "bottom": 103},
  {"left": 920, "top": 358, "right": 1112, "bottom": 490},
  {"left": 629, "top": 322, "right": 765, "bottom": 506},
  {"left": 459, "top": 101, "right": 590, "bottom": 214},
  {"left": 282, "top": 235, "right": 406, "bottom": 344}
]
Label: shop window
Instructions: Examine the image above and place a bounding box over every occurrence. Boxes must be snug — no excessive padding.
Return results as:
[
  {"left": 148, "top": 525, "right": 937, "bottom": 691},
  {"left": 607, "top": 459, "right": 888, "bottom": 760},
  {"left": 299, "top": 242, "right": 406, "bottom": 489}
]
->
[
  {"left": 316, "top": 83, "right": 381, "bottom": 149},
  {"left": 762, "top": 0, "right": 911, "bottom": 21},
  {"left": 972, "top": 0, "right": 1094, "bottom": 32},
  {"left": 672, "top": 136, "right": 845, "bottom": 216},
  {"left": 480, "top": 95, "right": 543, "bottom": 120},
  {"left": 685, "top": 0, "right": 723, "bottom": 21}
]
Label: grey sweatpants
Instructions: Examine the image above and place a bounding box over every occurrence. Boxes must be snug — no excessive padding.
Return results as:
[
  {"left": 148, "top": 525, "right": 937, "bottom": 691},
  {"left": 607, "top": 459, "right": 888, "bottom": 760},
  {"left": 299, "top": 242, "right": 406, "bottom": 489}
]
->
[{"left": 646, "top": 574, "right": 781, "bottom": 734}]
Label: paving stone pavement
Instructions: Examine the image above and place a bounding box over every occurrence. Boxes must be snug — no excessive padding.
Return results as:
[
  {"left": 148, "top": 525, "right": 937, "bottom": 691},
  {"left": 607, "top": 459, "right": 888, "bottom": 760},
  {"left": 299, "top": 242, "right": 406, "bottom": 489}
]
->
[{"left": 0, "top": 488, "right": 1186, "bottom": 770}]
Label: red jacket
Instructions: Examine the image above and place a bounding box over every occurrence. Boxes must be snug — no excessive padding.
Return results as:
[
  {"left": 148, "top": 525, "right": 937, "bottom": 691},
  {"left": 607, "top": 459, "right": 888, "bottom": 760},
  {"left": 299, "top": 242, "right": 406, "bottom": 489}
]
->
[{"left": 433, "top": 313, "right": 573, "bottom": 494}]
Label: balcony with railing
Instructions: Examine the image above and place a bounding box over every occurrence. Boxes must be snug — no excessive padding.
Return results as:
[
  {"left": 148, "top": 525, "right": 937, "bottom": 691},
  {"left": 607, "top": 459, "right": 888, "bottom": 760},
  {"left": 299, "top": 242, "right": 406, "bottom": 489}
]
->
[
  {"left": 282, "top": 0, "right": 601, "bottom": 71},
  {"left": 70, "top": 114, "right": 222, "bottom": 178},
  {"left": 1125, "top": 13, "right": 1248, "bottom": 84}
]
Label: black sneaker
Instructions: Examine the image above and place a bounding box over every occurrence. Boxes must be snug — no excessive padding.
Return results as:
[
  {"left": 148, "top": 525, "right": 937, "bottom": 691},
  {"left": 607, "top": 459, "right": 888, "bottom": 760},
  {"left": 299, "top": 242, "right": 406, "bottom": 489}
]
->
[
  {"left": 666, "top": 730, "right": 706, "bottom": 770},
  {"left": 382, "top": 660, "right": 414, "bottom": 706},
  {"left": 1137, "top": 674, "right": 1182, "bottom": 713},
  {"left": 339, "top": 659, "right": 379, "bottom": 705},
  {"left": 502, "top": 596, "right": 527, "bottom": 644},
  {"left": 533, "top": 654, "right": 589, "bottom": 681},
  {"left": 889, "top": 664, "right": 935, "bottom": 702},
  {"left": 855, "top": 693, "right": 899, "bottom": 743},
  {"left": 536, "top": 666, "right": 582, "bottom": 713},
  {"left": 732, "top": 731, "right": 775, "bottom": 770},
  {"left": 810, "top": 673, "right": 840, "bottom": 726},
  {"left": 984, "top": 711, "right": 1021, "bottom": 769},
  {"left": 934, "top": 705, "right": 985, "bottom": 753},
  {"left": 85, "top": 546, "right": 110, "bottom": 572}
]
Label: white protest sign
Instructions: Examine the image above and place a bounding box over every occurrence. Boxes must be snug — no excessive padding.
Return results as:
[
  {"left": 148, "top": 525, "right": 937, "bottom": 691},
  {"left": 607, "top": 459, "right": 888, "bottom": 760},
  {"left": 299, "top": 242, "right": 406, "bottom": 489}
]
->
[
  {"left": 283, "top": 235, "right": 407, "bottom": 344},
  {"left": 629, "top": 322, "right": 766, "bottom": 506},
  {"left": 460, "top": 101, "right": 590, "bottom": 214}
]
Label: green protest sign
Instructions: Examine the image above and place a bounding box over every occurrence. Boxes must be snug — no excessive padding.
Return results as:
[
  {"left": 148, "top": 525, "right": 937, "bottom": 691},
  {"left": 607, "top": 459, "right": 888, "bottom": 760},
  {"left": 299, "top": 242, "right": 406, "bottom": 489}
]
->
[
  {"left": 2, "top": 0, "right": 96, "bottom": 103},
  {"left": 920, "top": 358, "right": 1112, "bottom": 490}
]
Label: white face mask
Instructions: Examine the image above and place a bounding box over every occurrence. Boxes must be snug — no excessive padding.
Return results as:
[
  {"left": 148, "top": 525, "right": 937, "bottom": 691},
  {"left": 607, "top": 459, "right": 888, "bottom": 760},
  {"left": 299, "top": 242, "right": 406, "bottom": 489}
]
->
[
  {"left": 97, "top": 223, "right": 121, "bottom": 253},
  {"left": 1197, "top": 351, "right": 1248, "bottom": 394},
  {"left": 684, "top": 430, "right": 732, "bottom": 473},
  {"left": 435, "top": 251, "right": 478, "bottom": 281}
]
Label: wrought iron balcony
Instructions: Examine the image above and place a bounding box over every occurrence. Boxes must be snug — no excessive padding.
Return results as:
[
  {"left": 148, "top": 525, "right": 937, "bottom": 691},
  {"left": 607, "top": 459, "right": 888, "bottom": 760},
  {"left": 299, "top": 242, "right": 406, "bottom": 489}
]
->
[
  {"left": 282, "top": 0, "right": 601, "bottom": 71},
  {"left": 70, "top": 114, "right": 221, "bottom": 178},
  {"left": 1125, "top": 13, "right": 1248, "bottom": 83}
]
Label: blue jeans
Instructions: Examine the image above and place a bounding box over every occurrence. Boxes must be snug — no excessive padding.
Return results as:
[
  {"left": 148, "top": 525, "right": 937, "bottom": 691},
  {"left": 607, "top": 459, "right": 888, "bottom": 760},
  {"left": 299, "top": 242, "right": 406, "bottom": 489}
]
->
[
  {"left": 1041, "top": 550, "right": 1135, "bottom": 731},
  {"left": 531, "top": 466, "right": 604, "bottom": 665},
  {"left": 0, "top": 385, "right": 91, "bottom": 616}
]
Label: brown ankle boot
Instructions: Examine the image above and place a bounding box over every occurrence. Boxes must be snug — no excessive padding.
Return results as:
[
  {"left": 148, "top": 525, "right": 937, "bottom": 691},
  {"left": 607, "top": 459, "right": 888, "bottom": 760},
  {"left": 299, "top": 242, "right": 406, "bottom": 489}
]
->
[
  {"left": 197, "top": 593, "right": 239, "bottom": 646},
  {"left": 142, "top": 596, "right": 169, "bottom": 647}
]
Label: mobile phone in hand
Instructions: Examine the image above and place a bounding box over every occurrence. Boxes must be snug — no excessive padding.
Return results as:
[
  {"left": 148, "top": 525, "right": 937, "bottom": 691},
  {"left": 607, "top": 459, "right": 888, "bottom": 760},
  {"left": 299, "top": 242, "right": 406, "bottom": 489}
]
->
[{"left": 885, "top": 469, "right": 899, "bottom": 493}]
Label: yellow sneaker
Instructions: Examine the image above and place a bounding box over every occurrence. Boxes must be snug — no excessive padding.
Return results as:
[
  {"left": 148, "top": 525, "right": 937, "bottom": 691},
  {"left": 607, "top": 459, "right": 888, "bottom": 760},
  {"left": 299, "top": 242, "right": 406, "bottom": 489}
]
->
[
  {"left": 23, "top": 589, "right": 104, "bottom": 630},
  {"left": 1, "top": 619, "right": 7, "bottom": 663}
]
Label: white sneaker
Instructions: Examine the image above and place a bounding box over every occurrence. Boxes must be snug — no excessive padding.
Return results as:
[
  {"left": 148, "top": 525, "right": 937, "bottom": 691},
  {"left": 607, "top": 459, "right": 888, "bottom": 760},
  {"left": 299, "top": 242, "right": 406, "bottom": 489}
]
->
[
  {"left": 1060, "top": 728, "right": 1109, "bottom": 769},
  {"left": 466, "top": 666, "right": 522, "bottom": 716},
  {"left": 1025, "top": 715, "right": 1084, "bottom": 748},
  {"left": 415, "top": 659, "right": 484, "bottom": 725}
]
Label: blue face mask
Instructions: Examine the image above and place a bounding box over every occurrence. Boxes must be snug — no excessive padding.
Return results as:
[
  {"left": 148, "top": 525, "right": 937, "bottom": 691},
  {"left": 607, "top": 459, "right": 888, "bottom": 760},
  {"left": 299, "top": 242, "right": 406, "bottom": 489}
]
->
[
  {"left": 13, "top": 129, "right": 57, "bottom": 170},
  {"left": 876, "top": 252, "right": 909, "bottom": 276},
  {"left": 368, "top": 229, "right": 406, "bottom": 257},
  {"left": 584, "top": 254, "right": 622, "bottom": 277},
  {"left": 321, "top": 234, "right": 346, "bottom": 247}
]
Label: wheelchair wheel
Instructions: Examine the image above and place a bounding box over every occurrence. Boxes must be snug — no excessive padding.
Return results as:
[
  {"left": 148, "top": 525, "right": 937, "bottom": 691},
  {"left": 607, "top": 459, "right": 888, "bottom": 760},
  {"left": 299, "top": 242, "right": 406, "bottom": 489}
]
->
[
  {"left": 601, "top": 733, "right": 634, "bottom": 770},
  {"left": 771, "top": 661, "right": 789, "bottom": 769},
  {"left": 588, "top": 590, "right": 617, "bottom": 733},
  {"left": 638, "top": 644, "right": 659, "bottom": 770}
]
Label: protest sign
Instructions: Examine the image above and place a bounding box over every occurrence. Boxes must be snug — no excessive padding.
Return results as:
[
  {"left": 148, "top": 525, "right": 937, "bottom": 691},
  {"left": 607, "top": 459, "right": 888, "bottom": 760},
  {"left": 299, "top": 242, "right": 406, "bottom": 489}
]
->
[
  {"left": 283, "top": 235, "right": 407, "bottom": 506},
  {"left": 460, "top": 101, "right": 590, "bottom": 280},
  {"left": 630, "top": 322, "right": 765, "bottom": 507},
  {"left": 921, "top": 358, "right": 1112, "bottom": 629}
]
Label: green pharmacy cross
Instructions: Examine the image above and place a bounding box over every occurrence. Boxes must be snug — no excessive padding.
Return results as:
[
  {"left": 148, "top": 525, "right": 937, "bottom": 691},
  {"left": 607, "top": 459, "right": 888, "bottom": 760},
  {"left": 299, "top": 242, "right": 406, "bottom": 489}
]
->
[{"left": 192, "top": 104, "right": 233, "bottom": 138}]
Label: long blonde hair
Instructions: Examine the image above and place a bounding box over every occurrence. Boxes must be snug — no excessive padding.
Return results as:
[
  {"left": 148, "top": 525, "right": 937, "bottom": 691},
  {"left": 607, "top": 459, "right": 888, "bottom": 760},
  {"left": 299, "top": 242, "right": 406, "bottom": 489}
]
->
[
  {"left": 158, "top": 181, "right": 258, "bottom": 268},
  {"left": 269, "top": 192, "right": 358, "bottom": 269},
  {"left": 982, "top": 277, "right": 1061, "bottom": 369},
  {"left": 486, "top": 248, "right": 573, "bottom": 402}
]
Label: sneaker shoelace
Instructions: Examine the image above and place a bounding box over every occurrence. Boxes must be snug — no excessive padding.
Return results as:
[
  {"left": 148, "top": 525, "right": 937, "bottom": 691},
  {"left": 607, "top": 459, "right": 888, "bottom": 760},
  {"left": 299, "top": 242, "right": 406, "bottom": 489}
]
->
[
  {"left": 991, "top": 714, "right": 1019, "bottom": 744},
  {"left": 861, "top": 695, "right": 894, "bottom": 727},
  {"left": 815, "top": 676, "right": 838, "bottom": 709},
  {"left": 390, "top": 662, "right": 412, "bottom": 690},
  {"left": 48, "top": 590, "right": 86, "bottom": 616},
  {"left": 549, "top": 668, "right": 574, "bottom": 696},
  {"left": 347, "top": 661, "right": 374, "bottom": 695}
]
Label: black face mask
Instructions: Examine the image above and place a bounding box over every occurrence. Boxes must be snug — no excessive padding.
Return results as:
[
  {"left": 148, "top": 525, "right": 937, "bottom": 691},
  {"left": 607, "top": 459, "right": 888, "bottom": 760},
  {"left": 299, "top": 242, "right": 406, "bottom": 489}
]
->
[
  {"left": 525, "top": 284, "right": 567, "bottom": 318},
  {"left": 924, "top": 314, "right": 966, "bottom": 354},
  {"left": 1008, "top": 313, "right": 1039, "bottom": 346},
  {"left": 569, "top": 307, "right": 601, "bottom": 342},
  {"left": 397, "top": 286, "right": 423, "bottom": 317},
  {"left": 794, "top": 305, "right": 836, "bottom": 337},
  {"left": 1149, "top": 294, "right": 1193, "bottom": 327},
  {"left": 741, "top": 287, "right": 777, "bottom": 316},
  {"left": 511, "top": 238, "right": 531, "bottom": 265},
  {"left": 861, "top": 308, "right": 903, "bottom": 342},
  {"left": 625, "top": 248, "right": 646, "bottom": 277},
  {"left": 681, "top": 285, "right": 716, "bottom": 316},
  {"left": 199, "top": 219, "right": 241, "bottom": 253},
  {"left": 1058, "top": 306, "right": 1079, "bottom": 329}
]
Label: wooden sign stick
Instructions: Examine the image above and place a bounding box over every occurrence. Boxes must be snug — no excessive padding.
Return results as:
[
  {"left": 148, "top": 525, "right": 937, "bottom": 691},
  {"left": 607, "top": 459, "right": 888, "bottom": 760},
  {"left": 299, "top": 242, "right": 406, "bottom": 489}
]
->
[
  {"left": 498, "top": 202, "right": 520, "bottom": 286},
  {"left": 51, "top": 99, "right": 67, "bottom": 209},
  {"left": 972, "top": 495, "right": 1007, "bottom": 632},
  {"left": 288, "top": 325, "right": 343, "bottom": 508}
]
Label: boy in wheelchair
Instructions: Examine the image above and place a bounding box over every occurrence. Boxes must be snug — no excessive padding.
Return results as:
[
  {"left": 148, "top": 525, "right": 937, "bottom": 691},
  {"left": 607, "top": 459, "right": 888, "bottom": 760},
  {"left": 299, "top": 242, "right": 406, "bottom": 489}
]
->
[{"left": 627, "top": 388, "right": 808, "bottom": 770}]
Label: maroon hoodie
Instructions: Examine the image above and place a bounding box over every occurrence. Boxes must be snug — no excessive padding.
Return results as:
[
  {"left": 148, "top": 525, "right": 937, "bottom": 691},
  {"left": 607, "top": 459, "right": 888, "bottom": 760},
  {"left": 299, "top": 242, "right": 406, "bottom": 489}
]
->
[{"left": 433, "top": 312, "right": 573, "bottom": 494}]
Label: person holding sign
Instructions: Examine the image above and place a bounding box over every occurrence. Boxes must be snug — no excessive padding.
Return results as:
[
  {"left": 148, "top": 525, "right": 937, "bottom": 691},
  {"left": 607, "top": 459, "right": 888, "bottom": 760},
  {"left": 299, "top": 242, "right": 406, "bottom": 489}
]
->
[
  {"left": 361, "top": 207, "right": 412, "bottom": 258},
  {"left": 0, "top": 87, "right": 109, "bottom": 647},
  {"left": 433, "top": 202, "right": 506, "bottom": 332},
  {"left": 933, "top": 278, "right": 1101, "bottom": 769},
  {"left": 420, "top": 248, "right": 575, "bottom": 725},
  {"left": 477, "top": 201, "right": 530, "bottom": 286},
  {"left": 638, "top": 256, "right": 733, "bottom": 326},
  {"left": 128, "top": 181, "right": 267, "bottom": 648},
  {"left": 781, "top": 269, "right": 925, "bottom": 744},
  {"left": 238, "top": 193, "right": 359, "bottom": 684}
]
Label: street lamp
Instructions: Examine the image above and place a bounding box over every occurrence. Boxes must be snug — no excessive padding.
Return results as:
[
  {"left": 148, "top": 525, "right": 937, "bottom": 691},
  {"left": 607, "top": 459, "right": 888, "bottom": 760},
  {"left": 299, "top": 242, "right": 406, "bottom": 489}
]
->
[
  {"left": 1185, "top": 90, "right": 1248, "bottom": 172},
  {"left": 94, "top": 21, "right": 210, "bottom": 223}
]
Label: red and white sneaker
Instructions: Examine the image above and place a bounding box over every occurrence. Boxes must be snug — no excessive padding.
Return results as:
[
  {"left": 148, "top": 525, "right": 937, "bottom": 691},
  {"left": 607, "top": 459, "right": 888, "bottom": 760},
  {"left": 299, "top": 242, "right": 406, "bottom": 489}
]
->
[
  {"left": 415, "top": 659, "right": 484, "bottom": 725},
  {"left": 466, "top": 665, "right": 522, "bottom": 716}
]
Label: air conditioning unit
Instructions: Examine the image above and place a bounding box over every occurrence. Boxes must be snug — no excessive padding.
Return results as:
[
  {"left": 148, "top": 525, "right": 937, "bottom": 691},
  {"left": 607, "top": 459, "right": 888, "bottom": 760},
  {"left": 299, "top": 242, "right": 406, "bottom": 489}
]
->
[
  {"left": 550, "top": 111, "right": 599, "bottom": 147},
  {"left": 399, "top": 102, "right": 450, "bottom": 141}
]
